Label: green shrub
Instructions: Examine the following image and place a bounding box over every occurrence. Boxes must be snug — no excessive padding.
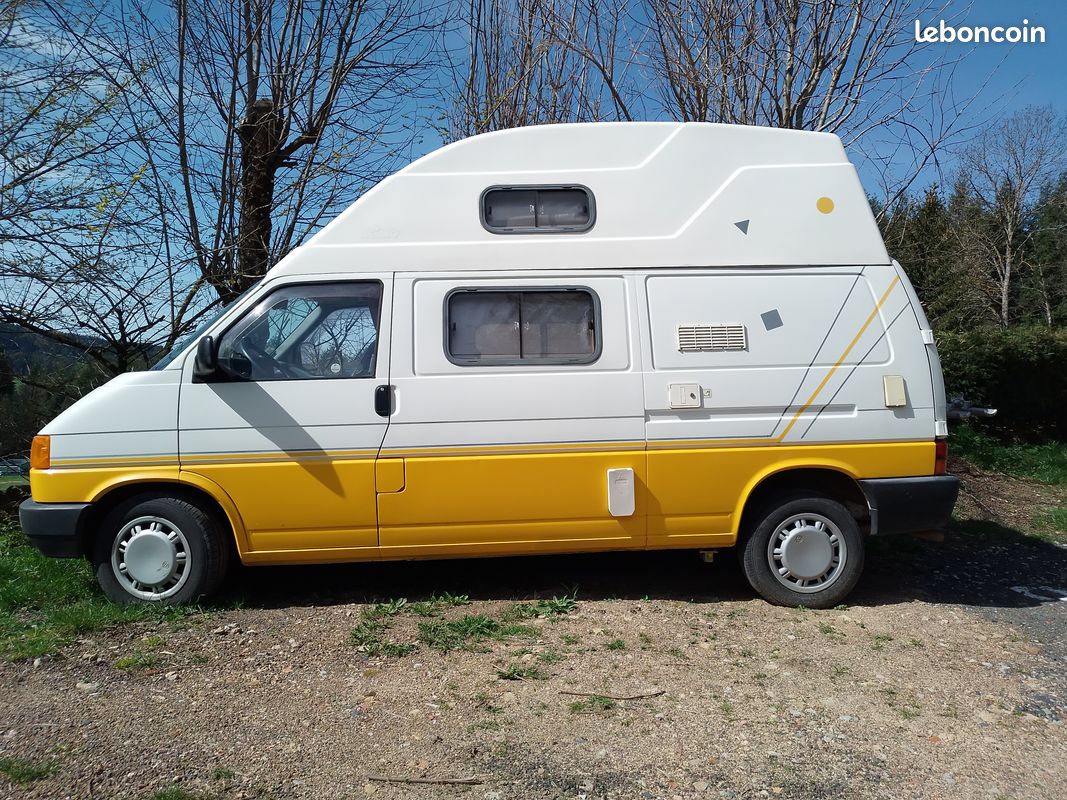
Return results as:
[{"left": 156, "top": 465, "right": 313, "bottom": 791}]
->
[{"left": 936, "top": 326, "right": 1067, "bottom": 440}]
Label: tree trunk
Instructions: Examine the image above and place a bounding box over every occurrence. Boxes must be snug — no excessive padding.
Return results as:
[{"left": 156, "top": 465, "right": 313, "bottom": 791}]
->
[
  {"left": 1000, "top": 241, "right": 1011, "bottom": 327},
  {"left": 235, "top": 98, "right": 280, "bottom": 301}
]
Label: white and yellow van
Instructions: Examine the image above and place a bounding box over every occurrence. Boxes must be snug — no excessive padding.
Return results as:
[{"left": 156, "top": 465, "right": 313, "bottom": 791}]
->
[{"left": 19, "top": 122, "right": 958, "bottom": 608}]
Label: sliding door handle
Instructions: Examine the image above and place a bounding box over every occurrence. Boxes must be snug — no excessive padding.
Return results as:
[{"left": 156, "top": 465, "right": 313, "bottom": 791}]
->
[{"left": 374, "top": 384, "right": 393, "bottom": 417}]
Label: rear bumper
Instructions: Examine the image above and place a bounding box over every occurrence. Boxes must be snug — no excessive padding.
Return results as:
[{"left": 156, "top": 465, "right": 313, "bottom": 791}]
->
[
  {"left": 18, "top": 499, "right": 91, "bottom": 558},
  {"left": 859, "top": 476, "right": 959, "bottom": 536}
]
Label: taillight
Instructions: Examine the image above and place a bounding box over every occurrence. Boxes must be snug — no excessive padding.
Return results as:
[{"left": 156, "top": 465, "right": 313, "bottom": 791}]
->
[
  {"left": 934, "top": 439, "right": 948, "bottom": 475},
  {"left": 30, "top": 435, "right": 51, "bottom": 470}
]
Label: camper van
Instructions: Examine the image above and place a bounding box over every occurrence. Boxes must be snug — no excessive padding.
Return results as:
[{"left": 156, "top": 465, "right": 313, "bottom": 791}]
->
[{"left": 19, "top": 122, "right": 958, "bottom": 608}]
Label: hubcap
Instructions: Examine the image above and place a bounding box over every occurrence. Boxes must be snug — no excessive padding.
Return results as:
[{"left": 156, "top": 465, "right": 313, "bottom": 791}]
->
[
  {"left": 767, "top": 513, "right": 846, "bottom": 594},
  {"left": 111, "top": 516, "right": 191, "bottom": 601}
]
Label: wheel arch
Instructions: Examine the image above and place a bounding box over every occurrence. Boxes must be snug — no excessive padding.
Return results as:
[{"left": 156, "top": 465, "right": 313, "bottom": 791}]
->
[
  {"left": 80, "top": 475, "right": 248, "bottom": 560},
  {"left": 734, "top": 462, "right": 870, "bottom": 545}
]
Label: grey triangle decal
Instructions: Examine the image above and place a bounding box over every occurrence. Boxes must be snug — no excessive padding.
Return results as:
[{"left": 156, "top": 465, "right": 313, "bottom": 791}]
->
[{"left": 734, "top": 219, "right": 750, "bottom": 234}]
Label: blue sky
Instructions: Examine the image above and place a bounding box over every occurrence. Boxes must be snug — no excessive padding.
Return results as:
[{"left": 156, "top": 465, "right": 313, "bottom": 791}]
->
[
  {"left": 942, "top": 0, "right": 1066, "bottom": 113},
  {"left": 401, "top": 1, "right": 1067, "bottom": 199},
  {"left": 101, "top": 1, "right": 1067, "bottom": 201},
  {"left": 851, "top": 0, "right": 1067, "bottom": 192}
]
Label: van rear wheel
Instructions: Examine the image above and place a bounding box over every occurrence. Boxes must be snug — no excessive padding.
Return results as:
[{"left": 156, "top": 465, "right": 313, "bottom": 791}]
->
[
  {"left": 740, "top": 494, "right": 864, "bottom": 608},
  {"left": 92, "top": 493, "right": 229, "bottom": 604}
]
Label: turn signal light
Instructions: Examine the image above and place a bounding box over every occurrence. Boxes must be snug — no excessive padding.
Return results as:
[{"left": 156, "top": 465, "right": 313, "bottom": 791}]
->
[
  {"left": 30, "top": 435, "right": 51, "bottom": 470},
  {"left": 934, "top": 439, "right": 948, "bottom": 475}
]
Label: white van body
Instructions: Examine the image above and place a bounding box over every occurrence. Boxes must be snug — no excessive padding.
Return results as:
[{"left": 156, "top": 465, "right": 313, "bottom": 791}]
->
[{"left": 21, "top": 123, "right": 958, "bottom": 607}]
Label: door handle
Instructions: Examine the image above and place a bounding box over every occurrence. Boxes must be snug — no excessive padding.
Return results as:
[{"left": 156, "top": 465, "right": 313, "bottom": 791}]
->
[{"left": 374, "top": 384, "right": 393, "bottom": 417}]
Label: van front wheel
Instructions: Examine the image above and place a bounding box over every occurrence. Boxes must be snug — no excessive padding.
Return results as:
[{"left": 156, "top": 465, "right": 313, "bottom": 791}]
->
[
  {"left": 92, "top": 493, "right": 229, "bottom": 604},
  {"left": 740, "top": 494, "right": 864, "bottom": 608}
]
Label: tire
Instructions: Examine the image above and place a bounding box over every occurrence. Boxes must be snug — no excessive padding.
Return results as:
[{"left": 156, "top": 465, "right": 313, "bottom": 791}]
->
[
  {"left": 92, "top": 492, "right": 230, "bottom": 604},
  {"left": 740, "top": 493, "right": 864, "bottom": 609}
]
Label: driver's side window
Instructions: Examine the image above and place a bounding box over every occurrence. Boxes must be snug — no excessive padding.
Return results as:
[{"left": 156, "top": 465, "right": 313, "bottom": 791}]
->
[{"left": 217, "top": 282, "right": 382, "bottom": 381}]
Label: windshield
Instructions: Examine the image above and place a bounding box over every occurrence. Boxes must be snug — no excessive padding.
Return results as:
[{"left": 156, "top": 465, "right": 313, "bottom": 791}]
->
[{"left": 150, "top": 282, "right": 261, "bottom": 370}]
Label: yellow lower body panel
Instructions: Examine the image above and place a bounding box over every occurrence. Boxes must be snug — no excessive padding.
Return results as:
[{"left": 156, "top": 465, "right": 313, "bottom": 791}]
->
[
  {"left": 182, "top": 458, "right": 378, "bottom": 553},
  {"left": 29, "top": 440, "right": 935, "bottom": 565},
  {"left": 647, "top": 440, "right": 935, "bottom": 547},
  {"left": 377, "top": 449, "right": 647, "bottom": 556}
]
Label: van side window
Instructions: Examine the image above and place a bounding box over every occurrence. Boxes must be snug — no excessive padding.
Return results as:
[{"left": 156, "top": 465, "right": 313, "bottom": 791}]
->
[
  {"left": 482, "top": 186, "right": 594, "bottom": 233},
  {"left": 217, "top": 282, "right": 382, "bottom": 381},
  {"left": 447, "top": 289, "right": 599, "bottom": 365}
]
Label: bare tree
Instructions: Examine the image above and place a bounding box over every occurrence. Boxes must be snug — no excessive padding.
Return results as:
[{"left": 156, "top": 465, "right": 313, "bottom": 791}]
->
[
  {"left": 2, "top": 0, "right": 442, "bottom": 387},
  {"left": 0, "top": 1, "right": 121, "bottom": 248},
  {"left": 87, "top": 0, "right": 444, "bottom": 302},
  {"left": 954, "top": 106, "right": 1067, "bottom": 326},
  {"left": 1028, "top": 176, "right": 1067, "bottom": 326},
  {"left": 642, "top": 0, "right": 982, "bottom": 213},
  {"left": 445, "top": 0, "right": 635, "bottom": 141},
  {"left": 0, "top": 1, "right": 207, "bottom": 379}
]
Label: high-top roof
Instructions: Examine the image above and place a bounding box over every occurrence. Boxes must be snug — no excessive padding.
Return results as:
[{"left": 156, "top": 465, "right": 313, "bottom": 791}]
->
[{"left": 270, "top": 122, "right": 890, "bottom": 276}]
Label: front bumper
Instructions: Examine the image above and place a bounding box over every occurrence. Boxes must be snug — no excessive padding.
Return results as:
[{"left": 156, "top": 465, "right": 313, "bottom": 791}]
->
[
  {"left": 859, "top": 476, "right": 959, "bottom": 536},
  {"left": 18, "top": 498, "right": 92, "bottom": 558}
]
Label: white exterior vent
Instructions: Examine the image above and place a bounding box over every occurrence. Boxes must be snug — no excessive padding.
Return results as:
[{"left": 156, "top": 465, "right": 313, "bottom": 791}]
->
[{"left": 677, "top": 323, "right": 747, "bottom": 352}]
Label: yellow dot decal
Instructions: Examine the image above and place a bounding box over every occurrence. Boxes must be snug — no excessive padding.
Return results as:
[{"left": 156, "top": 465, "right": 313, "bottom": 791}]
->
[{"left": 816, "top": 196, "right": 835, "bottom": 214}]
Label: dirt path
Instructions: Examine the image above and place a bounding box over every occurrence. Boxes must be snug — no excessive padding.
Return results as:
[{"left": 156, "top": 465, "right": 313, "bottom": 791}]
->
[{"left": 1, "top": 464, "right": 1064, "bottom": 800}]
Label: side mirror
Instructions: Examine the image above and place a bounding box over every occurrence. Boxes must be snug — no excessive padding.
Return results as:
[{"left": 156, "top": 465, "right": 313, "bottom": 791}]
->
[{"left": 193, "top": 335, "right": 218, "bottom": 379}]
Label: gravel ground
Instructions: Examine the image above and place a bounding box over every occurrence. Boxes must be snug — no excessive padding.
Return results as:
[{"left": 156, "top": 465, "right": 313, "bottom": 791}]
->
[{"left": 1, "top": 461, "right": 1064, "bottom": 800}]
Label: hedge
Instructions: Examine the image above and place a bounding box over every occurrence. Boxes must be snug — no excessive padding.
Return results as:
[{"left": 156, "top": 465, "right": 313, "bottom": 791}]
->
[{"left": 936, "top": 326, "right": 1067, "bottom": 440}]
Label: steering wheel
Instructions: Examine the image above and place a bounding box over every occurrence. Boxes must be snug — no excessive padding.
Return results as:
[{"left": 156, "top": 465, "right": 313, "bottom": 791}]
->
[{"left": 238, "top": 339, "right": 299, "bottom": 380}]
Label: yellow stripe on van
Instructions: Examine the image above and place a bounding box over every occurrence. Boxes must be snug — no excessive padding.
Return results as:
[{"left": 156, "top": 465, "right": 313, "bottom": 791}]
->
[
  {"left": 383, "top": 440, "right": 645, "bottom": 458},
  {"left": 183, "top": 448, "right": 378, "bottom": 464},
  {"left": 776, "top": 275, "right": 899, "bottom": 441},
  {"left": 50, "top": 454, "right": 180, "bottom": 467}
]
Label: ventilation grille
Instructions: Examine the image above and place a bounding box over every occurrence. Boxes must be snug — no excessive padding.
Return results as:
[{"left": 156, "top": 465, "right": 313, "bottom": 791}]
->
[{"left": 677, "top": 323, "right": 747, "bottom": 352}]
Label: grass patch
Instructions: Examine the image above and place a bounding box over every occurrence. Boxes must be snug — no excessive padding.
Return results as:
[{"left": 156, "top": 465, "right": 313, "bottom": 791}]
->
[
  {"left": 149, "top": 789, "right": 216, "bottom": 800},
  {"left": 349, "top": 593, "right": 479, "bottom": 656},
  {"left": 605, "top": 638, "right": 626, "bottom": 651},
  {"left": 114, "top": 650, "right": 159, "bottom": 670},
  {"left": 503, "top": 596, "right": 578, "bottom": 620},
  {"left": 0, "top": 516, "right": 199, "bottom": 661},
  {"left": 496, "top": 664, "right": 548, "bottom": 681},
  {"left": 0, "top": 756, "right": 57, "bottom": 785},
  {"left": 418, "top": 615, "right": 536, "bottom": 653},
  {"left": 871, "top": 633, "right": 893, "bottom": 651},
  {"left": 210, "top": 767, "right": 234, "bottom": 782},
  {"left": 568, "top": 695, "right": 616, "bottom": 714},
  {"left": 1040, "top": 506, "right": 1067, "bottom": 535},
  {"left": 349, "top": 618, "right": 416, "bottom": 657},
  {"left": 818, "top": 622, "right": 844, "bottom": 641},
  {"left": 951, "top": 425, "right": 1067, "bottom": 485}
]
